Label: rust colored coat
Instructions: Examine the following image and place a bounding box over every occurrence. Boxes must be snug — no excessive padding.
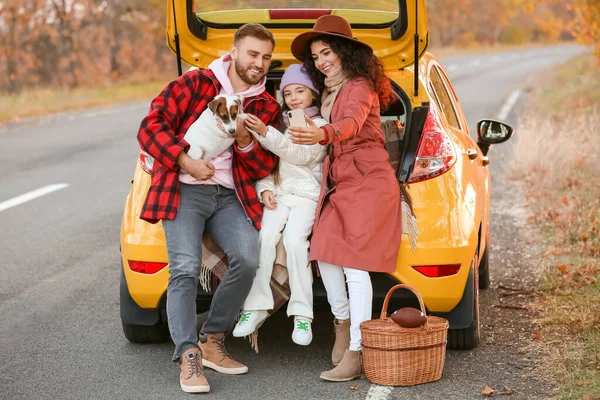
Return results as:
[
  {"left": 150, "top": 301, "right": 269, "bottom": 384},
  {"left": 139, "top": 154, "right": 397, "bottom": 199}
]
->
[{"left": 309, "top": 78, "right": 402, "bottom": 273}]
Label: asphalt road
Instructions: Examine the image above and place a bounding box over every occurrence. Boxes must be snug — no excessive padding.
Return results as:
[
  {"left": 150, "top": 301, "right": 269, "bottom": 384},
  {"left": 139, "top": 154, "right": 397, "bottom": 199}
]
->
[{"left": 0, "top": 44, "right": 586, "bottom": 400}]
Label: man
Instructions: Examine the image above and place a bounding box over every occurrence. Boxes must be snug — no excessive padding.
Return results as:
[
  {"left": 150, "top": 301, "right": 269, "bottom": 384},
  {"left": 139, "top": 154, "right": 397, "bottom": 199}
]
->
[{"left": 137, "top": 24, "right": 280, "bottom": 394}]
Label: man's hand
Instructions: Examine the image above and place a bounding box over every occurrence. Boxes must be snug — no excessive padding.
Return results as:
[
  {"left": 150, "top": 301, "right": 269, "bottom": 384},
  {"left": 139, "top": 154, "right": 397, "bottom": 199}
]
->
[
  {"left": 177, "top": 152, "right": 215, "bottom": 180},
  {"left": 233, "top": 117, "right": 253, "bottom": 148},
  {"left": 261, "top": 190, "right": 278, "bottom": 210}
]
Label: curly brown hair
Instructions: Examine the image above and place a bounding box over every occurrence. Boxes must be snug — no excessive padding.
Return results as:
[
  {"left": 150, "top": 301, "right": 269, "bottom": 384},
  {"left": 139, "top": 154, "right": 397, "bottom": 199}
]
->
[{"left": 302, "top": 35, "right": 394, "bottom": 110}]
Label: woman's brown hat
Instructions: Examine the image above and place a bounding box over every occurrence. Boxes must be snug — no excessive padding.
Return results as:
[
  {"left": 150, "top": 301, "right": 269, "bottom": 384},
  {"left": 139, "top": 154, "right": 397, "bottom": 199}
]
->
[{"left": 290, "top": 15, "right": 372, "bottom": 61}]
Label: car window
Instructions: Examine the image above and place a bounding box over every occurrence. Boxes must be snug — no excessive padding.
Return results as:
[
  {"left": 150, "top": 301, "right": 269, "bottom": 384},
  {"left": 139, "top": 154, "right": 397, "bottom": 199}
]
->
[
  {"left": 436, "top": 66, "right": 468, "bottom": 130},
  {"left": 429, "top": 66, "right": 461, "bottom": 130},
  {"left": 196, "top": 0, "right": 399, "bottom": 13}
]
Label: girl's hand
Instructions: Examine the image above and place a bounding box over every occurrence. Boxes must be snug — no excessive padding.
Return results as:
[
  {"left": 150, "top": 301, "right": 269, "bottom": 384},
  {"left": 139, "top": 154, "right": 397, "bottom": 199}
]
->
[
  {"left": 262, "top": 190, "right": 278, "bottom": 210},
  {"left": 233, "top": 117, "right": 253, "bottom": 148},
  {"left": 244, "top": 114, "right": 268, "bottom": 137},
  {"left": 289, "top": 115, "right": 325, "bottom": 145}
]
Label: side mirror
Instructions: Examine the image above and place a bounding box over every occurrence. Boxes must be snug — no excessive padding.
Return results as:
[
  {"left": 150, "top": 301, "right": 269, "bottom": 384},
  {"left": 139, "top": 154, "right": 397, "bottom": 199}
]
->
[{"left": 476, "top": 119, "right": 514, "bottom": 156}]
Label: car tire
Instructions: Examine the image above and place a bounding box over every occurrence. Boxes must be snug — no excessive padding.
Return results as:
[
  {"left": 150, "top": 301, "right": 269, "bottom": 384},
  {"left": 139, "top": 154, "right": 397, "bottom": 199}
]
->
[
  {"left": 448, "top": 254, "right": 480, "bottom": 350},
  {"left": 122, "top": 321, "right": 170, "bottom": 344},
  {"left": 478, "top": 244, "right": 490, "bottom": 290}
]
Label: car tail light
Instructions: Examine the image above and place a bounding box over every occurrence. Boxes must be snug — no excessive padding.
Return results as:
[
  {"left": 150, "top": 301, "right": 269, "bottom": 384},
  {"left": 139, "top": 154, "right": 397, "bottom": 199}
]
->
[
  {"left": 139, "top": 151, "right": 155, "bottom": 174},
  {"left": 412, "top": 264, "right": 461, "bottom": 277},
  {"left": 408, "top": 109, "right": 456, "bottom": 183},
  {"left": 128, "top": 260, "right": 168, "bottom": 274}
]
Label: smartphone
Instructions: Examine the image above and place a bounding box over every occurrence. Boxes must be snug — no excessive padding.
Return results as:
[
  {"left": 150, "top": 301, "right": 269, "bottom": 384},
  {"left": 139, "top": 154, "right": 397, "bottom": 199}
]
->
[{"left": 287, "top": 108, "right": 308, "bottom": 128}]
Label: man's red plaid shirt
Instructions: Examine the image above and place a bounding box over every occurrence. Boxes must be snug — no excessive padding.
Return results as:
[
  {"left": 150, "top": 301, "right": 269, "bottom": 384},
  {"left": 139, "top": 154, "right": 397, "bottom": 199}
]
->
[{"left": 137, "top": 69, "right": 280, "bottom": 230}]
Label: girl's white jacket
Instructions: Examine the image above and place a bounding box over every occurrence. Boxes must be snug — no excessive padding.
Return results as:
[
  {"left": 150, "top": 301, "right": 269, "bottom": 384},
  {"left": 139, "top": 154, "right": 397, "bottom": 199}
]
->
[{"left": 253, "top": 117, "right": 328, "bottom": 202}]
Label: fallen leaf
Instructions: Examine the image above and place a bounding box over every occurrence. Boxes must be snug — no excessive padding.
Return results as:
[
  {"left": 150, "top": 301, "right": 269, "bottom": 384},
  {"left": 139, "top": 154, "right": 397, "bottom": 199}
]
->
[
  {"left": 349, "top": 385, "right": 360, "bottom": 391},
  {"left": 533, "top": 332, "right": 542, "bottom": 340},
  {"left": 561, "top": 196, "right": 569, "bottom": 206},
  {"left": 481, "top": 385, "right": 494, "bottom": 397},
  {"left": 557, "top": 264, "right": 568, "bottom": 273}
]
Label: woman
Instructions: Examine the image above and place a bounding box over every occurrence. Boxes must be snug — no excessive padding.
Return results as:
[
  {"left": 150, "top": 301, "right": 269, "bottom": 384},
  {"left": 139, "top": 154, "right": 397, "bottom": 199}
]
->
[{"left": 288, "top": 15, "right": 402, "bottom": 382}]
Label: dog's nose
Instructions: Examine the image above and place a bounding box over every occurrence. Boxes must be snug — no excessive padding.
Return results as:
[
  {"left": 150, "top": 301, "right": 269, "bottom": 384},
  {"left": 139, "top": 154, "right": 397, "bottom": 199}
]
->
[{"left": 228, "top": 128, "right": 236, "bottom": 134}]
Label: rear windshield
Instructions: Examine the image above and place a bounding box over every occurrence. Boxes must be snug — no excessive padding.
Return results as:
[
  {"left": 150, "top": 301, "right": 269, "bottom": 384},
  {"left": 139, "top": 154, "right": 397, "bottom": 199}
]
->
[{"left": 195, "top": 1, "right": 399, "bottom": 14}]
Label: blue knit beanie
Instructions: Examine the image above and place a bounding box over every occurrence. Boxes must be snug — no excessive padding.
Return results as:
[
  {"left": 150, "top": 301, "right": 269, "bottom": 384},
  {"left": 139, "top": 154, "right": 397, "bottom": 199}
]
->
[{"left": 280, "top": 64, "right": 319, "bottom": 98}]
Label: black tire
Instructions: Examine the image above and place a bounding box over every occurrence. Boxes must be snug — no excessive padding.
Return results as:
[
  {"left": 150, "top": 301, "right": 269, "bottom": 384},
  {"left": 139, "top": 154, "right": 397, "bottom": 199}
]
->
[
  {"left": 122, "top": 321, "right": 170, "bottom": 344},
  {"left": 448, "top": 255, "right": 480, "bottom": 350},
  {"left": 479, "top": 244, "right": 490, "bottom": 290}
]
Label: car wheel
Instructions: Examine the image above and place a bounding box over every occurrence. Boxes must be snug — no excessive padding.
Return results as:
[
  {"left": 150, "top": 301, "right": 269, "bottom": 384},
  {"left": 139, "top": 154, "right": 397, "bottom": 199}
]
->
[
  {"left": 122, "top": 321, "right": 170, "bottom": 344},
  {"left": 448, "top": 254, "right": 480, "bottom": 350},
  {"left": 479, "top": 244, "right": 490, "bottom": 289}
]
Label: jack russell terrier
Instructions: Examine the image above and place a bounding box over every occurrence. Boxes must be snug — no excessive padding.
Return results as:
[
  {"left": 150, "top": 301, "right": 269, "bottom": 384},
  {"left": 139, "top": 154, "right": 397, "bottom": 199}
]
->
[{"left": 183, "top": 94, "right": 246, "bottom": 161}]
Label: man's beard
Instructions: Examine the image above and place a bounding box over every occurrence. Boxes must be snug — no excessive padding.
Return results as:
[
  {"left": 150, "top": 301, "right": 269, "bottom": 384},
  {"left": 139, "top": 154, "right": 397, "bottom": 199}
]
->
[{"left": 234, "top": 59, "right": 265, "bottom": 85}]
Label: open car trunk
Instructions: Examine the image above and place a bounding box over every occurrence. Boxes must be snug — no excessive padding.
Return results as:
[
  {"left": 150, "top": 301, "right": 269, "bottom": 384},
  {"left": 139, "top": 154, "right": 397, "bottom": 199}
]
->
[
  {"left": 167, "top": 0, "right": 429, "bottom": 71},
  {"left": 263, "top": 70, "right": 424, "bottom": 184}
]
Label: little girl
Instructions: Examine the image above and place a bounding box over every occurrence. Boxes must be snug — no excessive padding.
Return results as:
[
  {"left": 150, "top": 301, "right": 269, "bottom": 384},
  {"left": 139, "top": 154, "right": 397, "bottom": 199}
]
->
[{"left": 232, "top": 64, "right": 328, "bottom": 346}]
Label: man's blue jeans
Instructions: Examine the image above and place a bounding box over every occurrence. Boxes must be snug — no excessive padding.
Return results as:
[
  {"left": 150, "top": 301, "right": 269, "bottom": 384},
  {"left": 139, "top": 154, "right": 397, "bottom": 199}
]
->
[{"left": 163, "top": 183, "right": 259, "bottom": 361}]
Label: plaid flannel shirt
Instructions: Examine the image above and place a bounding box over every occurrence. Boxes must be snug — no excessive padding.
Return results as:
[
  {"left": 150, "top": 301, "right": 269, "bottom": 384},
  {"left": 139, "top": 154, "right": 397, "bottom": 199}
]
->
[{"left": 137, "top": 69, "right": 280, "bottom": 230}]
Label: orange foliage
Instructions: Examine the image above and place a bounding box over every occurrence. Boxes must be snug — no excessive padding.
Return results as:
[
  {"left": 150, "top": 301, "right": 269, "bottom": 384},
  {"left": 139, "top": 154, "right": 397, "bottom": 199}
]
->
[
  {"left": 426, "top": 0, "right": 591, "bottom": 49},
  {"left": 0, "top": 0, "right": 172, "bottom": 93},
  {"left": 519, "top": 0, "right": 600, "bottom": 62}
]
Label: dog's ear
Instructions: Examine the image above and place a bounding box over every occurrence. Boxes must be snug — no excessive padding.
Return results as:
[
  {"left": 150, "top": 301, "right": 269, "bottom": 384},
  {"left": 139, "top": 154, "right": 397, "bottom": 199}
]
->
[
  {"left": 208, "top": 97, "right": 225, "bottom": 115},
  {"left": 235, "top": 95, "right": 245, "bottom": 109}
]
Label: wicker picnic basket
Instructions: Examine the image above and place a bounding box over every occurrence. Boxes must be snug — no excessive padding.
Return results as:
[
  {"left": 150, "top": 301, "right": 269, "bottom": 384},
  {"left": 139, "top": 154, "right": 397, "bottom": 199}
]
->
[{"left": 360, "top": 284, "right": 449, "bottom": 386}]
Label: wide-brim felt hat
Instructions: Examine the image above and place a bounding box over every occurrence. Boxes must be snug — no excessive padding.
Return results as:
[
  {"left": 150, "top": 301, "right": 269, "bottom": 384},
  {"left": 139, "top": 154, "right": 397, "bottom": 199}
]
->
[{"left": 290, "top": 15, "right": 373, "bottom": 61}]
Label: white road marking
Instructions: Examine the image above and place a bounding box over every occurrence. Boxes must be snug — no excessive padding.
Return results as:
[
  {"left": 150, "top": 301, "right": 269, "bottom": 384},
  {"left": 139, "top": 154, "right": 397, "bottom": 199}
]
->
[
  {"left": 366, "top": 384, "right": 393, "bottom": 400},
  {"left": 0, "top": 184, "right": 69, "bottom": 212},
  {"left": 446, "top": 64, "right": 458, "bottom": 71},
  {"left": 497, "top": 89, "right": 522, "bottom": 121}
]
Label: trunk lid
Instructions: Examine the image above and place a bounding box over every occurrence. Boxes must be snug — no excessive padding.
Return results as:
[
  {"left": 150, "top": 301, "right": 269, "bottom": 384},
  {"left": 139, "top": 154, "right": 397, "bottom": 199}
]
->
[{"left": 166, "top": 0, "right": 429, "bottom": 70}]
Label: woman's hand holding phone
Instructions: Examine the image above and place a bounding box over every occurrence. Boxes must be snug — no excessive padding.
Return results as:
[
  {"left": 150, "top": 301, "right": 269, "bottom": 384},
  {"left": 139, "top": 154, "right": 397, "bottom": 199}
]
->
[{"left": 289, "top": 115, "right": 324, "bottom": 145}]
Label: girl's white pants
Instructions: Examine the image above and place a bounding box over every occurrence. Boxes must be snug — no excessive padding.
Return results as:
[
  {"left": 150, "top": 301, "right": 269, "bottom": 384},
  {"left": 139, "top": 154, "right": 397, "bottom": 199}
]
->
[
  {"left": 243, "top": 195, "right": 316, "bottom": 320},
  {"left": 318, "top": 261, "right": 373, "bottom": 351}
]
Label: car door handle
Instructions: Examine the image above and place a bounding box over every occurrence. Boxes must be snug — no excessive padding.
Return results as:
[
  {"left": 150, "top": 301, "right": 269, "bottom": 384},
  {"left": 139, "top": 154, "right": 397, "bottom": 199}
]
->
[
  {"left": 481, "top": 156, "right": 490, "bottom": 166},
  {"left": 467, "top": 148, "right": 478, "bottom": 160}
]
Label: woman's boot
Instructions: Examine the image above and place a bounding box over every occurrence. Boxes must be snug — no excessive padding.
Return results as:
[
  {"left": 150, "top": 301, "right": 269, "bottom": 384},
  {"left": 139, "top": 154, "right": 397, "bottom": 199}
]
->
[
  {"left": 331, "top": 318, "right": 350, "bottom": 365},
  {"left": 320, "top": 350, "right": 362, "bottom": 382}
]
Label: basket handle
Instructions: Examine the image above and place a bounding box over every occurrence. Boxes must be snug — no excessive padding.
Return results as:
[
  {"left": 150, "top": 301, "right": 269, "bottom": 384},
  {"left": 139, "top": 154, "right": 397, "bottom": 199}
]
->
[{"left": 380, "top": 284, "right": 427, "bottom": 320}]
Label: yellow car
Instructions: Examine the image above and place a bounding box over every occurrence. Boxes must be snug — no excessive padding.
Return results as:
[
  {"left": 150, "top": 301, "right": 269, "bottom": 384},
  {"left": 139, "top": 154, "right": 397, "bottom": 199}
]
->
[{"left": 120, "top": 0, "right": 513, "bottom": 349}]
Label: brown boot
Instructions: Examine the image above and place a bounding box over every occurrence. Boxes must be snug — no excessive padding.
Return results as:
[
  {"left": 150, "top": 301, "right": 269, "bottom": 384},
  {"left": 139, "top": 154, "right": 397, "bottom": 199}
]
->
[
  {"left": 179, "top": 348, "right": 210, "bottom": 393},
  {"left": 198, "top": 333, "right": 248, "bottom": 375},
  {"left": 320, "top": 350, "right": 362, "bottom": 382},
  {"left": 331, "top": 318, "right": 351, "bottom": 365}
]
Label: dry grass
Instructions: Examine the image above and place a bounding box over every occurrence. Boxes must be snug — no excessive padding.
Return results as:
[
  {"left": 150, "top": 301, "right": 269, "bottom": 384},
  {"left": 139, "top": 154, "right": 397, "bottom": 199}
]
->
[
  {"left": 429, "top": 41, "right": 575, "bottom": 59},
  {"left": 511, "top": 52, "right": 600, "bottom": 399},
  {"left": 0, "top": 81, "right": 168, "bottom": 124}
]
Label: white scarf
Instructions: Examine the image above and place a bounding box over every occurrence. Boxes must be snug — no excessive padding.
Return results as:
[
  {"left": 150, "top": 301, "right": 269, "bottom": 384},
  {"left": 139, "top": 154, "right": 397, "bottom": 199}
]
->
[{"left": 320, "top": 67, "right": 349, "bottom": 122}]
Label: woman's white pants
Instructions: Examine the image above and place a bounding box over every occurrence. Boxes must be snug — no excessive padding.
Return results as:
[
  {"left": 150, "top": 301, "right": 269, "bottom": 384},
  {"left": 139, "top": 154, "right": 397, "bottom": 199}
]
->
[
  {"left": 318, "top": 261, "right": 373, "bottom": 351},
  {"left": 243, "top": 195, "right": 315, "bottom": 320}
]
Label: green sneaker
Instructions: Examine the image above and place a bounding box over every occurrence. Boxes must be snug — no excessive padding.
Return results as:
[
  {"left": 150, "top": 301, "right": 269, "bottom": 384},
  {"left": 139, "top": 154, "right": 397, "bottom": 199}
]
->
[
  {"left": 292, "top": 316, "right": 312, "bottom": 346},
  {"left": 232, "top": 310, "right": 268, "bottom": 337}
]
